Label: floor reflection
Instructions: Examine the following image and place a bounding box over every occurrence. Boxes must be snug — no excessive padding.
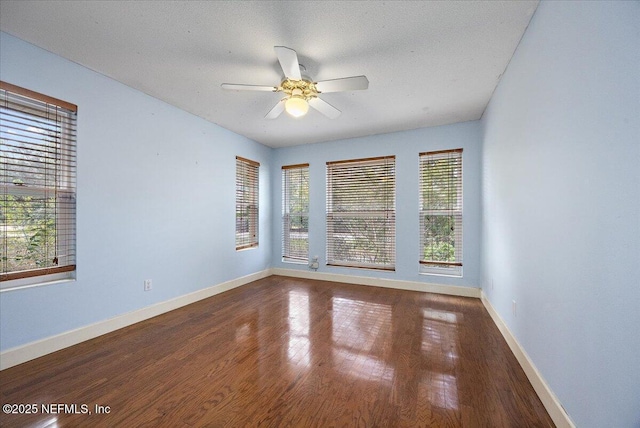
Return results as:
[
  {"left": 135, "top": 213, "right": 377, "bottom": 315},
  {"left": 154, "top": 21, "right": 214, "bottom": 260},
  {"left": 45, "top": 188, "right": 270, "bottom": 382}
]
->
[
  {"left": 235, "top": 322, "right": 252, "bottom": 341},
  {"left": 331, "top": 348, "right": 394, "bottom": 382},
  {"left": 423, "top": 308, "right": 458, "bottom": 324},
  {"left": 283, "top": 284, "right": 463, "bottom": 413},
  {"left": 34, "top": 417, "right": 59, "bottom": 428},
  {"left": 287, "top": 289, "right": 310, "bottom": 367},
  {"left": 330, "top": 296, "right": 394, "bottom": 383},
  {"left": 419, "top": 372, "right": 460, "bottom": 410},
  {"left": 331, "top": 297, "right": 391, "bottom": 352},
  {"left": 421, "top": 307, "right": 460, "bottom": 410}
]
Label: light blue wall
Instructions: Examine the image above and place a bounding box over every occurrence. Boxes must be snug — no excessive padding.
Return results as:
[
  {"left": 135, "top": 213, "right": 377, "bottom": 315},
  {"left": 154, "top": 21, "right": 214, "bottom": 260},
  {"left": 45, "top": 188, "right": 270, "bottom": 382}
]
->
[
  {"left": 480, "top": 2, "right": 640, "bottom": 427},
  {"left": 0, "top": 30, "right": 482, "bottom": 354},
  {"left": 0, "top": 32, "right": 272, "bottom": 351},
  {"left": 4, "top": 2, "right": 639, "bottom": 424},
  {"left": 271, "top": 122, "right": 482, "bottom": 288}
]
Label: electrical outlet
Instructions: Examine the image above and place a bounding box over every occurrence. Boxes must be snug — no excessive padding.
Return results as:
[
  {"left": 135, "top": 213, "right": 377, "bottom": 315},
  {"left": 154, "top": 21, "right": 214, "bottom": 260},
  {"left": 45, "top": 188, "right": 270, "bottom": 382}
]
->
[
  {"left": 144, "top": 279, "right": 152, "bottom": 291},
  {"left": 309, "top": 255, "right": 319, "bottom": 270},
  {"left": 512, "top": 300, "right": 517, "bottom": 317}
]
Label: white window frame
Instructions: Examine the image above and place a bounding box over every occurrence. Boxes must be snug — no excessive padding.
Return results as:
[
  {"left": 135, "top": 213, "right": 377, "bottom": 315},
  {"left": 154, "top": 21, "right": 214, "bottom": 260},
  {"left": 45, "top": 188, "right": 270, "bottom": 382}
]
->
[
  {"left": 235, "top": 156, "right": 259, "bottom": 250},
  {"left": 326, "top": 156, "right": 396, "bottom": 271},
  {"left": 282, "top": 164, "right": 309, "bottom": 264},
  {"left": 419, "top": 149, "right": 463, "bottom": 277}
]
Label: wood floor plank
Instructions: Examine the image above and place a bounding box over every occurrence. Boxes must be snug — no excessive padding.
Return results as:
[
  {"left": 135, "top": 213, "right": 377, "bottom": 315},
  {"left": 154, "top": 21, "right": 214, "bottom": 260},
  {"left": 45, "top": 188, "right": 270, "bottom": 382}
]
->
[{"left": 0, "top": 275, "right": 554, "bottom": 427}]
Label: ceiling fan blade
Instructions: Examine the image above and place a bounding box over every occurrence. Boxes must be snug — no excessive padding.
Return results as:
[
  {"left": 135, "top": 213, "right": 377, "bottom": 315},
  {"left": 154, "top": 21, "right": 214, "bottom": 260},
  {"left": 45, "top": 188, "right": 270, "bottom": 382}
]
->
[
  {"left": 221, "top": 83, "right": 277, "bottom": 91},
  {"left": 315, "top": 76, "right": 369, "bottom": 93},
  {"left": 274, "top": 46, "right": 302, "bottom": 80},
  {"left": 265, "top": 99, "right": 286, "bottom": 119},
  {"left": 308, "top": 97, "right": 341, "bottom": 119}
]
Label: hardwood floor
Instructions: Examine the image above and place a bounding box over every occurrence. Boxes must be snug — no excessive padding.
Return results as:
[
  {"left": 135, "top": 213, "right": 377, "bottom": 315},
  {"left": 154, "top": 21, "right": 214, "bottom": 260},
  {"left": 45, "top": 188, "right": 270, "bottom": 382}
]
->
[{"left": 0, "top": 276, "right": 554, "bottom": 427}]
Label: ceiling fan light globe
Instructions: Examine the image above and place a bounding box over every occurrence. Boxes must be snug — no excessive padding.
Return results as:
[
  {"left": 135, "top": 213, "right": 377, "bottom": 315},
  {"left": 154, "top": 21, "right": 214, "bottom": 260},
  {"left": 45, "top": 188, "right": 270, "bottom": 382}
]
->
[{"left": 285, "top": 97, "right": 309, "bottom": 118}]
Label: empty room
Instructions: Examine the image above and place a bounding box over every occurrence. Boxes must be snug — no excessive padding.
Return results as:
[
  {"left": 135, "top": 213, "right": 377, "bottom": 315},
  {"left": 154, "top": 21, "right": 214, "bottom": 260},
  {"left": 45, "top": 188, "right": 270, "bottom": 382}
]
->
[{"left": 0, "top": 1, "right": 638, "bottom": 427}]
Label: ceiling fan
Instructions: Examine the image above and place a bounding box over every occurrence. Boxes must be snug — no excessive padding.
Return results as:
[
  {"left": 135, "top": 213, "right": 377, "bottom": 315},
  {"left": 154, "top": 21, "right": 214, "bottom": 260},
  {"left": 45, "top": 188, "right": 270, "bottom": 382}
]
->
[{"left": 221, "top": 46, "right": 369, "bottom": 119}]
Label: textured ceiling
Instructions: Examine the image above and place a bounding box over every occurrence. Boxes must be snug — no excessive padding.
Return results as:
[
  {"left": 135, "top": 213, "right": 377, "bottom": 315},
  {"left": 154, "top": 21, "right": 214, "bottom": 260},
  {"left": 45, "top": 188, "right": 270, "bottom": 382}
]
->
[{"left": 0, "top": 1, "right": 538, "bottom": 148}]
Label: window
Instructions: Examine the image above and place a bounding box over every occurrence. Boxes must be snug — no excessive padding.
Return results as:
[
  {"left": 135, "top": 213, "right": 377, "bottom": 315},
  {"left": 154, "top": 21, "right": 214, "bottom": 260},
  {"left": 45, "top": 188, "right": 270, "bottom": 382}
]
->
[
  {"left": 282, "top": 163, "right": 309, "bottom": 263},
  {"left": 419, "top": 149, "right": 463, "bottom": 276},
  {"left": 235, "top": 156, "right": 259, "bottom": 250},
  {"left": 326, "top": 156, "right": 395, "bottom": 270},
  {"left": 1, "top": 81, "right": 77, "bottom": 286}
]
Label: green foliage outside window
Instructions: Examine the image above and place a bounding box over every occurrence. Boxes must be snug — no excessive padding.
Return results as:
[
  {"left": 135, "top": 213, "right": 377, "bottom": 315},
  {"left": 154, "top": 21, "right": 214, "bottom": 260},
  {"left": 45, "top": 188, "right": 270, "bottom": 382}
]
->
[
  {"left": 1, "top": 194, "right": 57, "bottom": 272},
  {"left": 422, "top": 214, "right": 456, "bottom": 263}
]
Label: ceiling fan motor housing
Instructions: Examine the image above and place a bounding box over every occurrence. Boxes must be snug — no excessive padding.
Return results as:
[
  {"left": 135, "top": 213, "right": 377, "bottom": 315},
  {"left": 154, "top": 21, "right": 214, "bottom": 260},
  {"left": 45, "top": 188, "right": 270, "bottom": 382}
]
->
[{"left": 279, "top": 78, "right": 319, "bottom": 101}]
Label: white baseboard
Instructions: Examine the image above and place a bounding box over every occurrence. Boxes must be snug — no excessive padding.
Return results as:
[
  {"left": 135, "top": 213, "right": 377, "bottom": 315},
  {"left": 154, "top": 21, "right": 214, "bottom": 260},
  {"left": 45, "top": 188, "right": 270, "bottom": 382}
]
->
[
  {"left": 0, "top": 269, "right": 271, "bottom": 370},
  {"left": 271, "top": 268, "right": 481, "bottom": 298},
  {"left": 3, "top": 268, "right": 476, "bottom": 370},
  {"left": 1, "top": 268, "right": 569, "bottom": 428},
  {"left": 480, "top": 292, "right": 575, "bottom": 428},
  {"left": 1, "top": 269, "right": 571, "bottom": 428}
]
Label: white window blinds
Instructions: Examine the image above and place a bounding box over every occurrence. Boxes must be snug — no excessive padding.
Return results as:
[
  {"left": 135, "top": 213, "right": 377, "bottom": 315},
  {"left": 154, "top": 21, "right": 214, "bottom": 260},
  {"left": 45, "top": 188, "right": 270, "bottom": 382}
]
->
[
  {"left": 235, "top": 156, "right": 259, "bottom": 250},
  {"left": 326, "top": 156, "right": 396, "bottom": 270},
  {"left": 282, "top": 164, "right": 309, "bottom": 262},
  {"left": 1, "top": 81, "right": 77, "bottom": 283},
  {"left": 419, "top": 149, "right": 463, "bottom": 276}
]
